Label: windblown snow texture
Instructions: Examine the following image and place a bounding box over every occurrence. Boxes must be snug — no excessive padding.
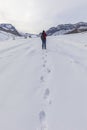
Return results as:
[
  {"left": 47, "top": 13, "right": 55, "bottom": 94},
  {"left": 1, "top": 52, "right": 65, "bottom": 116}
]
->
[{"left": 0, "top": 32, "right": 87, "bottom": 130}]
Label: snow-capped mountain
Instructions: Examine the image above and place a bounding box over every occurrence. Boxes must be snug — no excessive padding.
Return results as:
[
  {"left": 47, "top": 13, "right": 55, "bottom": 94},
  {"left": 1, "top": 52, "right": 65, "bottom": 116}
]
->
[
  {"left": 0, "top": 24, "right": 21, "bottom": 36},
  {"left": 0, "top": 23, "right": 38, "bottom": 39},
  {"left": 46, "top": 22, "right": 87, "bottom": 36}
]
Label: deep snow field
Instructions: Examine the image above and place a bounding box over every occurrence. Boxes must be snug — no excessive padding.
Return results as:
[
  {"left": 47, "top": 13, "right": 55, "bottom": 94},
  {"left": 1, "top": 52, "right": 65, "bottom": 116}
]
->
[{"left": 0, "top": 32, "right": 87, "bottom": 130}]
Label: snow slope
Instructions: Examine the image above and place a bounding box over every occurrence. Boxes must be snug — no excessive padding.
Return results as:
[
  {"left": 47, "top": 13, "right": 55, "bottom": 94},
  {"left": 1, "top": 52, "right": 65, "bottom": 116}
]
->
[
  {"left": 0, "top": 31, "right": 10, "bottom": 41},
  {"left": 0, "top": 31, "right": 17, "bottom": 41},
  {"left": 0, "top": 33, "right": 87, "bottom": 130}
]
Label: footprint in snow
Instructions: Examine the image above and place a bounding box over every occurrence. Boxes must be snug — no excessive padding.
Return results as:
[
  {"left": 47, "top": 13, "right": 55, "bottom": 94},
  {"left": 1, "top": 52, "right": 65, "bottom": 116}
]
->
[
  {"left": 49, "top": 100, "right": 52, "bottom": 105},
  {"left": 43, "top": 64, "right": 46, "bottom": 68},
  {"left": 38, "top": 111, "right": 48, "bottom": 130},
  {"left": 47, "top": 68, "right": 51, "bottom": 73},
  {"left": 39, "top": 111, "right": 46, "bottom": 123},
  {"left": 40, "top": 76, "right": 44, "bottom": 82},
  {"left": 44, "top": 88, "right": 50, "bottom": 99},
  {"left": 44, "top": 88, "right": 52, "bottom": 105}
]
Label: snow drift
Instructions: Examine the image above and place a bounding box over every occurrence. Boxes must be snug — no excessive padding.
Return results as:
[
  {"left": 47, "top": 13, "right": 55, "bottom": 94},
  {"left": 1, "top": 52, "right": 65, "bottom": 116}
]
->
[{"left": 0, "top": 32, "right": 87, "bottom": 130}]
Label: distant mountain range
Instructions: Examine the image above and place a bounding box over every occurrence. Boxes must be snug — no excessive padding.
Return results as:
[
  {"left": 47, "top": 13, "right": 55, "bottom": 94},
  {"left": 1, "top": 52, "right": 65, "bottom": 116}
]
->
[
  {"left": 0, "top": 22, "right": 87, "bottom": 38},
  {"left": 0, "top": 23, "right": 37, "bottom": 38},
  {"left": 46, "top": 22, "right": 87, "bottom": 36}
]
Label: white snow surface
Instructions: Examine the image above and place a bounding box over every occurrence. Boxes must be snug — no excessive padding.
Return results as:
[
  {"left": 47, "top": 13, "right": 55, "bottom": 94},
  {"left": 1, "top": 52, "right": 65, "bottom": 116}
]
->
[
  {"left": 0, "top": 31, "right": 10, "bottom": 41},
  {"left": 0, "top": 31, "right": 17, "bottom": 41},
  {"left": 0, "top": 33, "right": 87, "bottom": 130}
]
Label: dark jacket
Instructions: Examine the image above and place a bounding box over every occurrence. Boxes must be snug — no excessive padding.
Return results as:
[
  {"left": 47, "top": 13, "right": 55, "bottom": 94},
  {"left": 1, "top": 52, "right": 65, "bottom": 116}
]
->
[{"left": 41, "top": 31, "right": 47, "bottom": 40}]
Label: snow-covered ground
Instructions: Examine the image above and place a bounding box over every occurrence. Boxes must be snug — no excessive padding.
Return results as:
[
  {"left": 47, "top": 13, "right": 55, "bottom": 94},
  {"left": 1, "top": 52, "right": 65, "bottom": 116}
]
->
[
  {"left": 0, "top": 31, "right": 10, "bottom": 41},
  {"left": 0, "top": 33, "right": 87, "bottom": 130},
  {"left": 0, "top": 31, "right": 18, "bottom": 41}
]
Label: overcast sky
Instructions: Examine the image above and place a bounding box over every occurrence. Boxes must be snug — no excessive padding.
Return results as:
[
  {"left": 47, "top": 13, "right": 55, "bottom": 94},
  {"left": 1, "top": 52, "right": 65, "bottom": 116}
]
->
[{"left": 0, "top": 0, "right": 87, "bottom": 33}]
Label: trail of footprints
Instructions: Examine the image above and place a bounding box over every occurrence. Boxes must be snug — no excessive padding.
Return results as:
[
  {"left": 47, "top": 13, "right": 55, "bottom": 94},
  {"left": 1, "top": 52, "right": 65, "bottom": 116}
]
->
[
  {"left": 38, "top": 50, "right": 52, "bottom": 130},
  {"left": 39, "top": 111, "right": 48, "bottom": 130}
]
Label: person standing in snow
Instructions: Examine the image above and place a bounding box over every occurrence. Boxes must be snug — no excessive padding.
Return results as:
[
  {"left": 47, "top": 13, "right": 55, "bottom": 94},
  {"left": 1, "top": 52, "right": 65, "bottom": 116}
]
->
[{"left": 41, "top": 30, "right": 47, "bottom": 49}]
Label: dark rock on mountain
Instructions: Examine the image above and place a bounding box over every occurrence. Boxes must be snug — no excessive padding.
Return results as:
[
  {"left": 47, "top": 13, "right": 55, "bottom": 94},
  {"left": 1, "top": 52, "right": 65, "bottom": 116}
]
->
[
  {"left": 46, "top": 22, "right": 87, "bottom": 36},
  {"left": 0, "top": 24, "right": 21, "bottom": 36}
]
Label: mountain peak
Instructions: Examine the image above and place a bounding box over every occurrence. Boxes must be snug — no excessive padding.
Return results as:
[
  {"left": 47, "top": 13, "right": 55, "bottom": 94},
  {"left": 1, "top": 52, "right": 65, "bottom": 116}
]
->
[
  {"left": 0, "top": 23, "right": 21, "bottom": 36},
  {"left": 46, "top": 22, "right": 87, "bottom": 36}
]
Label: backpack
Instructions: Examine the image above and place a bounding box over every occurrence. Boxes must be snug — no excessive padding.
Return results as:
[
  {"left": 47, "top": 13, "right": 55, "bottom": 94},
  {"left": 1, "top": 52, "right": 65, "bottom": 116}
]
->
[{"left": 41, "top": 32, "right": 46, "bottom": 40}]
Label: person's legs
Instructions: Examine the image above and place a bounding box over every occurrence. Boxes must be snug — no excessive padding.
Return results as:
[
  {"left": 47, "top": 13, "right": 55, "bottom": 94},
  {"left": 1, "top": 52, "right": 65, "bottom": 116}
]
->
[
  {"left": 43, "top": 39, "right": 46, "bottom": 49},
  {"left": 42, "top": 40, "right": 44, "bottom": 49},
  {"left": 42, "top": 43, "right": 44, "bottom": 49},
  {"left": 42, "top": 40, "right": 43, "bottom": 49},
  {"left": 42, "top": 39, "right": 46, "bottom": 49},
  {"left": 44, "top": 39, "right": 46, "bottom": 49}
]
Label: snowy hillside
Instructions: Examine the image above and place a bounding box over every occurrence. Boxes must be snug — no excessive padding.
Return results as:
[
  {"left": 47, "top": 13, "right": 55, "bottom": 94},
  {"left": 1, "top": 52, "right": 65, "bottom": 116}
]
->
[
  {"left": 0, "top": 24, "right": 21, "bottom": 36},
  {"left": 0, "top": 23, "right": 38, "bottom": 38},
  {"left": 46, "top": 22, "right": 87, "bottom": 36},
  {"left": 0, "top": 32, "right": 87, "bottom": 130},
  {"left": 0, "top": 30, "right": 17, "bottom": 41},
  {"left": 0, "top": 31, "right": 9, "bottom": 41}
]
